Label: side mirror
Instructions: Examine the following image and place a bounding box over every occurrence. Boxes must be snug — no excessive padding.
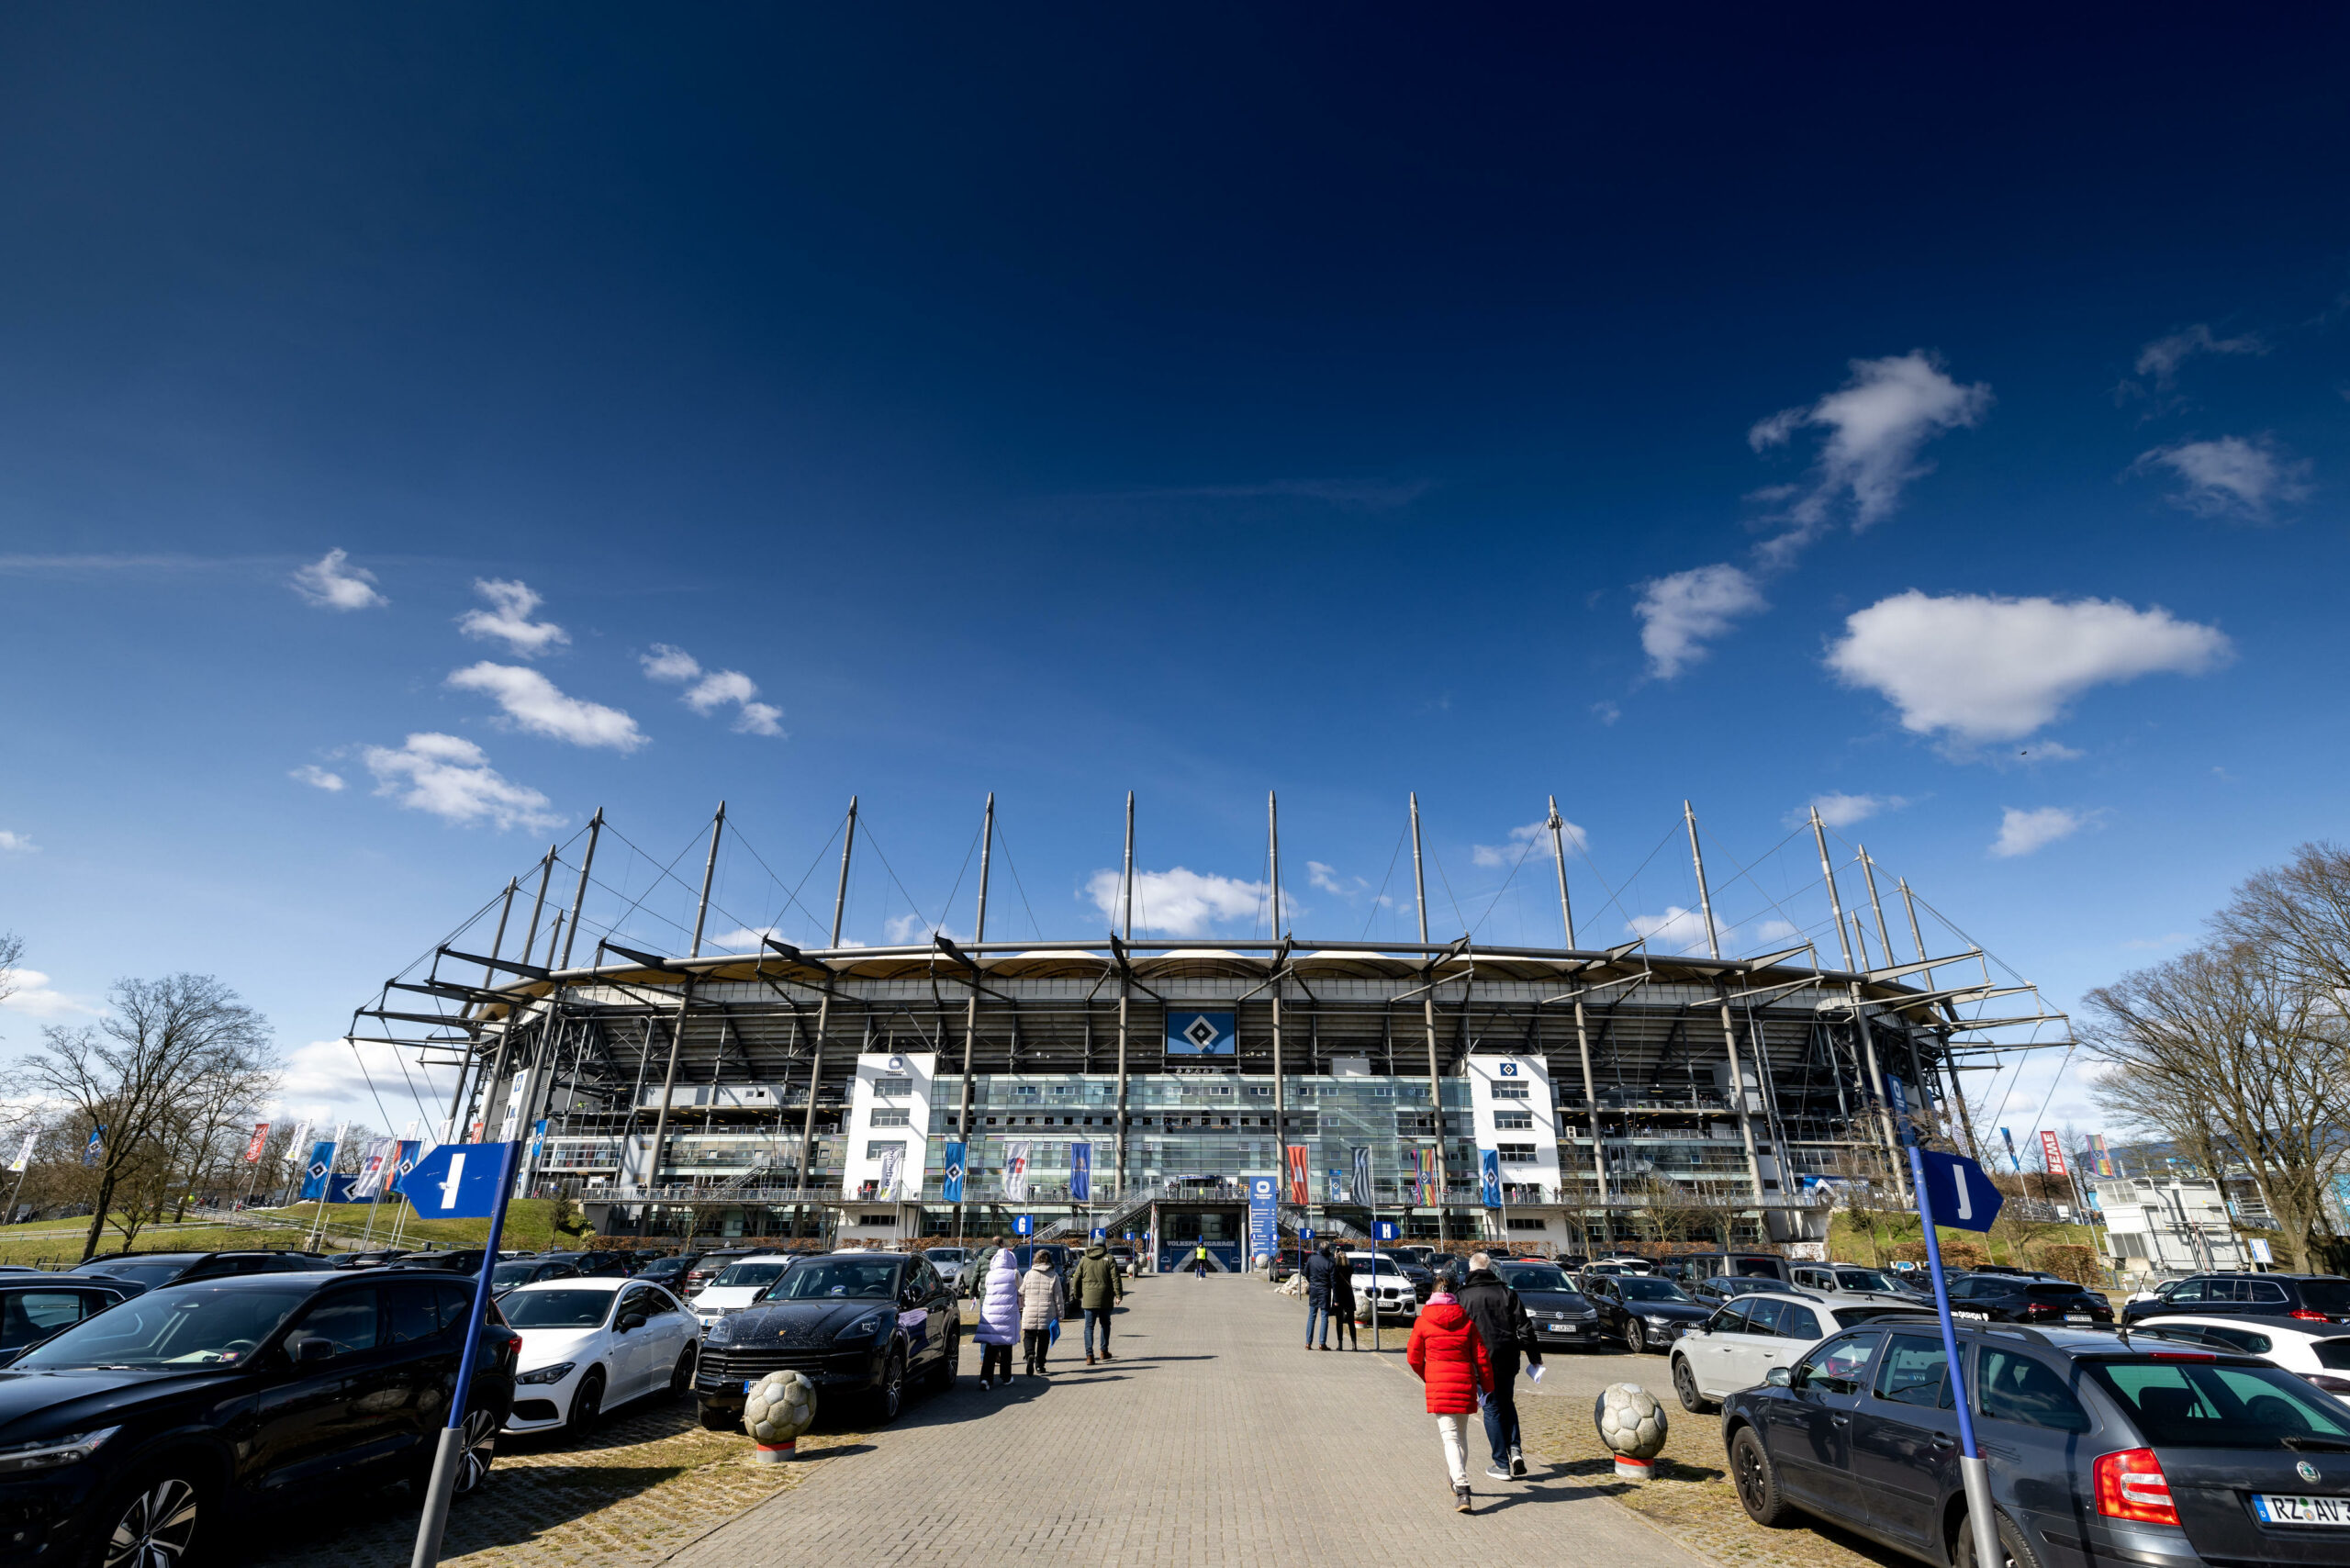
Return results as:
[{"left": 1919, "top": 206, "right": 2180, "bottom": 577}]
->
[
  {"left": 295, "top": 1337, "right": 336, "bottom": 1366},
  {"left": 617, "top": 1314, "right": 645, "bottom": 1334},
  {"left": 1765, "top": 1366, "right": 1792, "bottom": 1387}
]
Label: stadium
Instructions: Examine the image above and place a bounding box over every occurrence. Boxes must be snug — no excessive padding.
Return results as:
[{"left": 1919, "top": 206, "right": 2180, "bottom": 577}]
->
[{"left": 354, "top": 793, "right": 2067, "bottom": 1269}]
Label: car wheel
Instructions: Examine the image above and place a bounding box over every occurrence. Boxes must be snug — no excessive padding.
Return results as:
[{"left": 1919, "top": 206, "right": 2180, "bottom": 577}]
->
[
  {"left": 93, "top": 1466, "right": 206, "bottom": 1568},
  {"left": 1624, "top": 1320, "right": 1647, "bottom": 1354},
  {"left": 697, "top": 1402, "right": 738, "bottom": 1433},
  {"left": 451, "top": 1406, "right": 499, "bottom": 1495},
  {"left": 929, "top": 1327, "right": 958, "bottom": 1391},
  {"left": 869, "top": 1350, "right": 906, "bottom": 1425},
  {"left": 1953, "top": 1509, "right": 2045, "bottom": 1568},
  {"left": 1729, "top": 1427, "right": 1793, "bottom": 1527},
  {"left": 568, "top": 1367, "right": 606, "bottom": 1432},
  {"left": 1673, "top": 1355, "right": 1712, "bottom": 1413},
  {"left": 668, "top": 1344, "right": 698, "bottom": 1396}
]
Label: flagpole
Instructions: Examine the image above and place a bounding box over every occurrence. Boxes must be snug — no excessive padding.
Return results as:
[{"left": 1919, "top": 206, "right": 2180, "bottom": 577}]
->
[{"left": 409, "top": 1138, "right": 521, "bottom": 1568}]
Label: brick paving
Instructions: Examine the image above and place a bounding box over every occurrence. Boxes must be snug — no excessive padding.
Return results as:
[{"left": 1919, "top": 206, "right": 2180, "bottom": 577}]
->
[{"left": 668, "top": 1274, "right": 1707, "bottom": 1567}]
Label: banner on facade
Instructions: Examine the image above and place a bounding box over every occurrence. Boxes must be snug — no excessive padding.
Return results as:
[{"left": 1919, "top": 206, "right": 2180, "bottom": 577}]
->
[
  {"left": 1002, "top": 1140, "right": 1032, "bottom": 1203},
  {"left": 878, "top": 1145, "right": 903, "bottom": 1200},
  {"left": 1246, "top": 1176, "right": 1278, "bottom": 1267},
  {"left": 1479, "top": 1148, "right": 1501, "bottom": 1207},
  {"left": 1165, "top": 1011, "right": 1236, "bottom": 1057},
  {"left": 1284, "top": 1144, "right": 1309, "bottom": 1205},
  {"left": 2039, "top": 1129, "right": 2067, "bottom": 1176},
  {"left": 2089, "top": 1133, "right": 2113, "bottom": 1177},
  {"left": 1327, "top": 1168, "right": 1344, "bottom": 1203},
  {"left": 941, "top": 1139, "right": 967, "bottom": 1204},
  {"left": 1416, "top": 1146, "right": 1438, "bottom": 1205},
  {"left": 1069, "top": 1142, "right": 1091, "bottom": 1203},
  {"left": 1349, "top": 1146, "right": 1371, "bottom": 1206}
]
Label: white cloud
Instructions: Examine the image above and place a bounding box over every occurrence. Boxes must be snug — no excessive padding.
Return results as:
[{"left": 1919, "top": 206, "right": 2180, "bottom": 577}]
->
[
  {"left": 1627, "top": 906, "right": 1718, "bottom": 956},
  {"left": 1635, "top": 564, "right": 1766, "bottom": 679},
  {"left": 289, "top": 765, "right": 345, "bottom": 792},
  {"left": 1826, "top": 590, "right": 2231, "bottom": 747},
  {"left": 0, "top": 831, "right": 37, "bottom": 854},
  {"left": 457, "top": 578, "right": 568, "bottom": 655},
  {"left": 2133, "top": 324, "right": 2265, "bottom": 387},
  {"left": 1472, "top": 818, "right": 1584, "bottom": 868},
  {"left": 2132, "top": 435, "right": 2311, "bottom": 522},
  {"left": 641, "top": 644, "right": 785, "bottom": 738},
  {"left": 1991, "top": 806, "right": 2090, "bottom": 858},
  {"left": 289, "top": 549, "right": 386, "bottom": 610},
  {"left": 447, "top": 662, "right": 646, "bottom": 751},
  {"left": 278, "top": 1036, "right": 442, "bottom": 1124},
  {"left": 1748, "top": 351, "right": 1992, "bottom": 560},
  {"left": 1306, "top": 861, "right": 1365, "bottom": 896},
  {"left": 0, "top": 969, "right": 103, "bottom": 1020},
  {"left": 360, "top": 733, "right": 564, "bottom": 832},
  {"left": 1591, "top": 700, "right": 1620, "bottom": 725},
  {"left": 881, "top": 913, "right": 968, "bottom": 946},
  {"left": 1084, "top": 867, "right": 1270, "bottom": 937},
  {"left": 1788, "top": 791, "right": 1909, "bottom": 830}
]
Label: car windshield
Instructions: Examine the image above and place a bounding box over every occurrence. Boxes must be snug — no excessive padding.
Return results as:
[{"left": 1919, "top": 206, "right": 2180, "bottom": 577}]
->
[
  {"left": 767, "top": 1260, "right": 901, "bottom": 1300},
  {"left": 1835, "top": 1269, "right": 1897, "bottom": 1293},
  {"left": 1348, "top": 1257, "right": 1403, "bottom": 1276},
  {"left": 489, "top": 1263, "right": 539, "bottom": 1287},
  {"left": 2088, "top": 1360, "right": 2350, "bottom": 1449},
  {"left": 501, "top": 1289, "right": 617, "bottom": 1328},
  {"left": 16, "top": 1284, "right": 306, "bottom": 1369},
  {"left": 1497, "top": 1265, "right": 1572, "bottom": 1292},
  {"left": 2300, "top": 1280, "right": 2350, "bottom": 1315},
  {"left": 1618, "top": 1278, "right": 1693, "bottom": 1303},
  {"left": 711, "top": 1261, "right": 791, "bottom": 1289},
  {"left": 83, "top": 1260, "right": 199, "bottom": 1288},
  {"left": 924, "top": 1249, "right": 967, "bottom": 1263}
]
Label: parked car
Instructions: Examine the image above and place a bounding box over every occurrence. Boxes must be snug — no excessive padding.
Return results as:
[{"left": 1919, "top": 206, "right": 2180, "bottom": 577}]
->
[
  {"left": 1676, "top": 1250, "right": 1794, "bottom": 1285},
  {"left": 1491, "top": 1260, "right": 1602, "bottom": 1351},
  {"left": 2121, "top": 1271, "right": 2350, "bottom": 1326},
  {"left": 501, "top": 1277, "right": 699, "bottom": 1433},
  {"left": 0, "top": 1271, "right": 518, "bottom": 1565},
  {"left": 71, "top": 1251, "right": 337, "bottom": 1291},
  {"left": 1672, "top": 1289, "right": 1920, "bottom": 1411},
  {"left": 1722, "top": 1318, "right": 2350, "bottom": 1567},
  {"left": 923, "top": 1247, "right": 972, "bottom": 1291},
  {"left": 1343, "top": 1252, "right": 1420, "bottom": 1320},
  {"left": 566, "top": 1251, "right": 638, "bottom": 1279},
  {"left": 0, "top": 1279, "right": 132, "bottom": 1358},
  {"left": 1583, "top": 1255, "right": 1654, "bottom": 1278},
  {"left": 490, "top": 1257, "right": 582, "bottom": 1297},
  {"left": 1790, "top": 1262, "right": 1909, "bottom": 1297},
  {"left": 1585, "top": 1272, "right": 1713, "bottom": 1352},
  {"left": 686, "top": 1253, "right": 800, "bottom": 1331},
  {"left": 1694, "top": 1275, "right": 1800, "bottom": 1308},
  {"left": 2132, "top": 1314, "right": 2350, "bottom": 1405},
  {"left": 1106, "top": 1246, "right": 1137, "bottom": 1277},
  {"left": 631, "top": 1252, "right": 701, "bottom": 1292},
  {"left": 681, "top": 1249, "right": 760, "bottom": 1296},
  {"left": 1944, "top": 1271, "right": 2114, "bottom": 1327},
  {"left": 391, "top": 1248, "right": 520, "bottom": 1275},
  {"left": 693, "top": 1250, "right": 958, "bottom": 1428}
]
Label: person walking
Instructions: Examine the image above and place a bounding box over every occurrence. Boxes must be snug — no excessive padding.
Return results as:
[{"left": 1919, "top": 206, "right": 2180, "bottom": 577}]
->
[
  {"left": 963, "top": 1233, "right": 1012, "bottom": 1303},
  {"left": 1405, "top": 1268, "right": 1494, "bottom": 1513},
  {"left": 1019, "top": 1246, "right": 1066, "bottom": 1376},
  {"left": 1328, "top": 1249, "right": 1360, "bottom": 1350},
  {"left": 1301, "top": 1242, "right": 1339, "bottom": 1350},
  {"left": 974, "top": 1246, "right": 1021, "bottom": 1389},
  {"left": 1071, "top": 1238, "right": 1124, "bottom": 1363},
  {"left": 1192, "top": 1242, "right": 1210, "bottom": 1279},
  {"left": 1456, "top": 1251, "right": 1542, "bottom": 1479}
]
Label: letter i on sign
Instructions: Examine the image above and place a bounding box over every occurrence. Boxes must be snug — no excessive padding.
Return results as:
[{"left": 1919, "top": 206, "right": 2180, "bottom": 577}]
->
[{"left": 441, "top": 1151, "right": 465, "bottom": 1211}]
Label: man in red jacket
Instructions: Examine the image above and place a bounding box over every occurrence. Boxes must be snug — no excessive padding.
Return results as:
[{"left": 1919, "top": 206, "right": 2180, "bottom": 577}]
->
[{"left": 1405, "top": 1271, "right": 1495, "bottom": 1512}]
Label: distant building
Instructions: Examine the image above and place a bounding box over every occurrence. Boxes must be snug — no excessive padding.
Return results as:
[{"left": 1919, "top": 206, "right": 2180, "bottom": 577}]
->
[{"left": 2092, "top": 1176, "right": 2251, "bottom": 1276}]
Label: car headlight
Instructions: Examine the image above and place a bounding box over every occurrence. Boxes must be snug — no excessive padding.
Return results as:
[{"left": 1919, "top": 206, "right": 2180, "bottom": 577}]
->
[
  {"left": 1643, "top": 1314, "right": 1673, "bottom": 1327},
  {"left": 0, "top": 1428, "right": 118, "bottom": 1473},
  {"left": 835, "top": 1311, "right": 887, "bottom": 1343},
  {"left": 704, "top": 1316, "right": 734, "bottom": 1344},
  {"left": 517, "top": 1361, "right": 576, "bottom": 1385}
]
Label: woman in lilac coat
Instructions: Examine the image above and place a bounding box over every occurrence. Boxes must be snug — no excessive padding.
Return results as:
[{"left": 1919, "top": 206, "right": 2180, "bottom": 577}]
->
[{"left": 975, "top": 1249, "right": 1021, "bottom": 1388}]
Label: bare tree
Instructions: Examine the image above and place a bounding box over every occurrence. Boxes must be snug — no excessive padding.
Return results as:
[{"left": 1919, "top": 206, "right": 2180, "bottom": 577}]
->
[
  {"left": 16, "top": 975, "right": 275, "bottom": 1260},
  {"left": 2213, "top": 842, "right": 2350, "bottom": 995},
  {"left": 0, "top": 932, "right": 22, "bottom": 1012},
  {"left": 2084, "top": 941, "right": 2349, "bottom": 1272}
]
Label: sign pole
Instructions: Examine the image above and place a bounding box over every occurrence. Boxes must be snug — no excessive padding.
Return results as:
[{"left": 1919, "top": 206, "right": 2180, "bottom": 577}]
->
[
  {"left": 409, "top": 1138, "right": 521, "bottom": 1568},
  {"left": 1889, "top": 1081, "right": 2002, "bottom": 1568}
]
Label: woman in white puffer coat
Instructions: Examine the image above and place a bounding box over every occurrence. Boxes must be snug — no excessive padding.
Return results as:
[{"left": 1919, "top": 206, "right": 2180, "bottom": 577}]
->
[{"left": 975, "top": 1249, "right": 1021, "bottom": 1388}]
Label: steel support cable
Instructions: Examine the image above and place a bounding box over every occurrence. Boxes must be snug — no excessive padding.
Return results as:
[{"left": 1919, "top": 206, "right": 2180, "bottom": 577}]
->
[
  {"left": 990, "top": 821, "right": 1046, "bottom": 940},
  {"left": 1470, "top": 826, "right": 1543, "bottom": 938},
  {"left": 1360, "top": 823, "right": 1410, "bottom": 941},
  {"left": 856, "top": 814, "right": 945, "bottom": 942},
  {"left": 1575, "top": 819, "right": 1683, "bottom": 940},
  {"left": 733, "top": 812, "right": 846, "bottom": 947},
  {"left": 934, "top": 817, "right": 985, "bottom": 942},
  {"left": 1697, "top": 823, "right": 1831, "bottom": 952}
]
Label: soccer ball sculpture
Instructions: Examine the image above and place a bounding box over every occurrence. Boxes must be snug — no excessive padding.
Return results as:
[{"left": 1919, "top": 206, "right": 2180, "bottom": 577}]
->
[
  {"left": 1595, "top": 1383, "right": 1667, "bottom": 1479},
  {"left": 744, "top": 1370, "right": 817, "bottom": 1461}
]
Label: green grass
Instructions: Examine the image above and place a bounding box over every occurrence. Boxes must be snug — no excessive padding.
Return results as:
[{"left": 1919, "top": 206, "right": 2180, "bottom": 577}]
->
[
  {"left": 0, "top": 1197, "right": 595, "bottom": 1266},
  {"left": 1827, "top": 1208, "right": 2107, "bottom": 1269}
]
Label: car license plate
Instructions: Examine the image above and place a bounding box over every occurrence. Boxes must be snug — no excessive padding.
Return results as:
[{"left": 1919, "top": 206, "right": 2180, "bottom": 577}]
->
[
  {"left": 2065, "top": 1314, "right": 2090, "bottom": 1323},
  {"left": 2252, "top": 1494, "right": 2350, "bottom": 1526},
  {"left": 1546, "top": 1325, "right": 1580, "bottom": 1336},
  {"left": 743, "top": 1379, "right": 757, "bottom": 1394}
]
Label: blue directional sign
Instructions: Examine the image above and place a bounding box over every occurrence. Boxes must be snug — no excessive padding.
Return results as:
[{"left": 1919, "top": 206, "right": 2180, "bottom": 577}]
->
[
  {"left": 1013, "top": 1214, "right": 1034, "bottom": 1237},
  {"left": 1373, "top": 1220, "right": 1399, "bottom": 1242},
  {"left": 1300, "top": 1227, "right": 1315, "bottom": 1241},
  {"left": 1091, "top": 1227, "right": 1105, "bottom": 1241},
  {"left": 401, "top": 1141, "right": 521, "bottom": 1220},
  {"left": 1916, "top": 1149, "right": 2003, "bottom": 1232}
]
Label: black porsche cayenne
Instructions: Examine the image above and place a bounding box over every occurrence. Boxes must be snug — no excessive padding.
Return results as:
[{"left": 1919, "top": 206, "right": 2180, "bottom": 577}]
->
[{"left": 693, "top": 1251, "right": 960, "bottom": 1430}]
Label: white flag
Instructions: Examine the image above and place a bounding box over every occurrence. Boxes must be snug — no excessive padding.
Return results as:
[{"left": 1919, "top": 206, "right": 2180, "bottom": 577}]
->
[
  {"left": 6, "top": 1131, "right": 35, "bottom": 1174},
  {"left": 1002, "top": 1139, "right": 1031, "bottom": 1204},
  {"left": 282, "top": 1121, "right": 313, "bottom": 1169},
  {"left": 349, "top": 1137, "right": 398, "bottom": 1200},
  {"left": 877, "top": 1146, "right": 903, "bottom": 1200}
]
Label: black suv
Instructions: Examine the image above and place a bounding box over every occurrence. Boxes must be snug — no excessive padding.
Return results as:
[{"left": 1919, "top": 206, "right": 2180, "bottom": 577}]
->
[
  {"left": 1583, "top": 1272, "right": 1713, "bottom": 1352},
  {"left": 0, "top": 1270, "right": 519, "bottom": 1565},
  {"left": 67, "top": 1251, "right": 335, "bottom": 1294},
  {"left": 2122, "top": 1272, "right": 2350, "bottom": 1327},
  {"left": 1724, "top": 1316, "right": 2350, "bottom": 1568},
  {"left": 1945, "top": 1271, "right": 2113, "bottom": 1327},
  {"left": 694, "top": 1251, "right": 959, "bottom": 1428}
]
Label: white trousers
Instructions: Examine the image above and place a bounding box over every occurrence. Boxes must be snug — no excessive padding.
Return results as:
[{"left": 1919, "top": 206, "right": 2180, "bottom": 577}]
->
[{"left": 1435, "top": 1414, "right": 1470, "bottom": 1488}]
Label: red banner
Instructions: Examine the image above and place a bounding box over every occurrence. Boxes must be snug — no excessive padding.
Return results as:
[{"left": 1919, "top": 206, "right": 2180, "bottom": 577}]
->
[
  {"left": 2039, "top": 1129, "right": 2067, "bottom": 1175},
  {"left": 1284, "top": 1145, "right": 1310, "bottom": 1205},
  {"left": 243, "top": 1122, "right": 270, "bottom": 1164}
]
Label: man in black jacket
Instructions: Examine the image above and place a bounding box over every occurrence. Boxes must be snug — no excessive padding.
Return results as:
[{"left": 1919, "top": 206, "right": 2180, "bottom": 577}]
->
[
  {"left": 1455, "top": 1252, "right": 1541, "bottom": 1479},
  {"left": 1301, "top": 1243, "right": 1340, "bottom": 1349}
]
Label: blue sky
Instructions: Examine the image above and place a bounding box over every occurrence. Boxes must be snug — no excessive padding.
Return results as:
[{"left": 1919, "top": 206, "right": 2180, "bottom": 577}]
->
[{"left": 2, "top": 9, "right": 2345, "bottom": 1141}]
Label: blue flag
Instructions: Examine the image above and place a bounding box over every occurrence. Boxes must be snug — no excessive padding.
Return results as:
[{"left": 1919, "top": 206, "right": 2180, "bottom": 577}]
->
[
  {"left": 82, "top": 1126, "right": 105, "bottom": 1167},
  {"left": 386, "top": 1140, "right": 423, "bottom": 1196},
  {"left": 1479, "top": 1148, "right": 1502, "bottom": 1207},
  {"left": 1069, "top": 1142, "right": 1091, "bottom": 1203},
  {"left": 402, "top": 1141, "right": 521, "bottom": 1220},
  {"left": 940, "top": 1140, "right": 966, "bottom": 1204},
  {"left": 297, "top": 1139, "right": 337, "bottom": 1200}
]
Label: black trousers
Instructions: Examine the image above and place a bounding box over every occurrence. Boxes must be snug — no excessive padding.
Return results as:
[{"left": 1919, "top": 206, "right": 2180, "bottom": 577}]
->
[
  {"left": 1024, "top": 1327, "right": 1052, "bottom": 1371},
  {"left": 1331, "top": 1305, "right": 1359, "bottom": 1346},
  {"left": 980, "top": 1342, "right": 1013, "bottom": 1381}
]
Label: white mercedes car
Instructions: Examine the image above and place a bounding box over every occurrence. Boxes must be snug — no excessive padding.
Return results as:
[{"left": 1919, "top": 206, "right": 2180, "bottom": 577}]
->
[
  {"left": 501, "top": 1277, "right": 700, "bottom": 1433},
  {"left": 686, "top": 1252, "right": 800, "bottom": 1332}
]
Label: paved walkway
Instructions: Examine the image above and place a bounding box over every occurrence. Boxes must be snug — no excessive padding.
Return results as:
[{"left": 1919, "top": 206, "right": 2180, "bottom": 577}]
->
[{"left": 667, "top": 1273, "right": 1707, "bottom": 1566}]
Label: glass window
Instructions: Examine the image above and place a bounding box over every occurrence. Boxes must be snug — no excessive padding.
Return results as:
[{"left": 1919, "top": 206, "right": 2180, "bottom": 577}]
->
[
  {"left": 432, "top": 1282, "right": 476, "bottom": 1331},
  {"left": 17, "top": 1284, "right": 308, "bottom": 1369},
  {"left": 1494, "top": 1112, "right": 1534, "bottom": 1131},
  {"left": 1498, "top": 1143, "right": 1537, "bottom": 1162},
  {"left": 2201, "top": 1279, "right": 2241, "bottom": 1303},
  {"left": 2089, "top": 1361, "right": 2350, "bottom": 1448},
  {"left": 2200, "top": 1327, "right": 2272, "bottom": 1354},
  {"left": 1778, "top": 1305, "right": 1824, "bottom": 1340},
  {"left": 1796, "top": 1333, "right": 1881, "bottom": 1395},
  {"left": 0, "top": 1291, "right": 97, "bottom": 1350},
  {"left": 2168, "top": 1279, "right": 2206, "bottom": 1303},
  {"left": 1874, "top": 1334, "right": 1953, "bottom": 1408},
  {"left": 768, "top": 1260, "right": 901, "bottom": 1300},
  {"left": 711, "top": 1261, "right": 791, "bottom": 1289},
  {"left": 1834, "top": 1268, "right": 1897, "bottom": 1293},
  {"left": 386, "top": 1281, "right": 451, "bottom": 1344},
  {"left": 288, "top": 1289, "right": 382, "bottom": 1357},
  {"left": 874, "top": 1077, "right": 912, "bottom": 1096},
  {"left": 869, "top": 1110, "right": 911, "bottom": 1127},
  {"left": 501, "top": 1289, "right": 620, "bottom": 1329},
  {"left": 2300, "top": 1280, "right": 2350, "bottom": 1315},
  {"left": 1977, "top": 1349, "right": 2090, "bottom": 1432},
  {"left": 865, "top": 1140, "right": 905, "bottom": 1160},
  {"left": 2244, "top": 1281, "right": 2288, "bottom": 1305},
  {"left": 1745, "top": 1298, "right": 1791, "bottom": 1337},
  {"left": 1710, "top": 1300, "right": 1754, "bottom": 1334},
  {"left": 2311, "top": 1338, "right": 2350, "bottom": 1372}
]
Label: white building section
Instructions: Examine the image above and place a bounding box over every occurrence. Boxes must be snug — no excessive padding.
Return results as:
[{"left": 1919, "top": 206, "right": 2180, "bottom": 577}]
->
[
  {"left": 842, "top": 1050, "right": 934, "bottom": 1204},
  {"left": 2093, "top": 1176, "right": 2251, "bottom": 1277}
]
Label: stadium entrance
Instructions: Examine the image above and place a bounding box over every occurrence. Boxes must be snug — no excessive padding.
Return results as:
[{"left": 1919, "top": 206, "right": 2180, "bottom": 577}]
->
[{"left": 1158, "top": 1205, "right": 1243, "bottom": 1272}]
